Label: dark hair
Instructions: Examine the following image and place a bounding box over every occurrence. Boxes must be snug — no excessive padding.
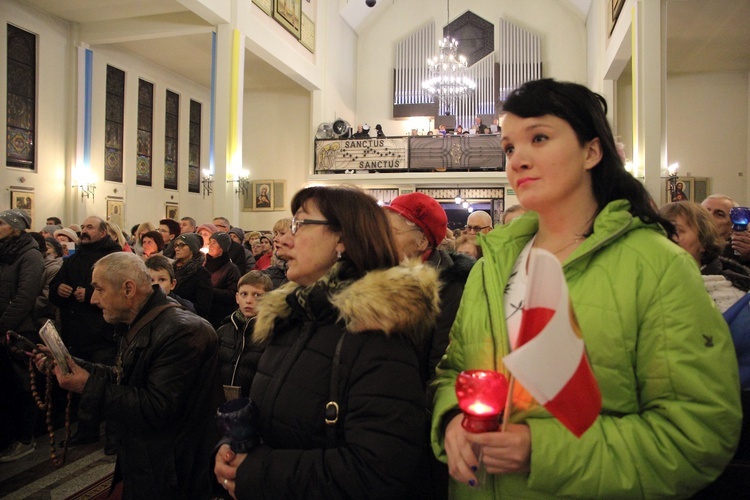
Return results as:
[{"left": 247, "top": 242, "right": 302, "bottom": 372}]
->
[
  {"left": 291, "top": 186, "right": 400, "bottom": 276},
  {"left": 145, "top": 254, "right": 175, "bottom": 280},
  {"left": 502, "top": 79, "right": 674, "bottom": 236},
  {"left": 47, "top": 217, "right": 62, "bottom": 225},
  {"left": 141, "top": 230, "right": 164, "bottom": 251},
  {"left": 159, "top": 218, "right": 181, "bottom": 237}
]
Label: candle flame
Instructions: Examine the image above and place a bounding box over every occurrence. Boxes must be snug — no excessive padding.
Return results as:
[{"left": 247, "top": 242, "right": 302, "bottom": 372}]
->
[{"left": 468, "top": 401, "right": 497, "bottom": 416}]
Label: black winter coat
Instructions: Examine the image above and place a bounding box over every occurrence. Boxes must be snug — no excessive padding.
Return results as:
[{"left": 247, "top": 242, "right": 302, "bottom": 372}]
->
[
  {"left": 173, "top": 259, "right": 213, "bottom": 319},
  {"left": 79, "top": 287, "right": 224, "bottom": 500},
  {"left": 216, "top": 312, "right": 262, "bottom": 397},
  {"left": 0, "top": 233, "right": 44, "bottom": 336},
  {"left": 233, "top": 260, "right": 440, "bottom": 499},
  {"left": 49, "top": 236, "right": 121, "bottom": 356},
  {"left": 205, "top": 253, "right": 241, "bottom": 328}
]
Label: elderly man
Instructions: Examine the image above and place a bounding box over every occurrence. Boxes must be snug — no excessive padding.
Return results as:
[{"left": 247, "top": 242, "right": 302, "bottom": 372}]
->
[
  {"left": 465, "top": 210, "right": 493, "bottom": 235},
  {"left": 702, "top": 194, "right": 750, "bottom": 263},
  {"left": 44, "top": 253, "right": 223, "bottom": 498},
  {"left": 49, "top": 216, "right": 121, "bottom": 447}
]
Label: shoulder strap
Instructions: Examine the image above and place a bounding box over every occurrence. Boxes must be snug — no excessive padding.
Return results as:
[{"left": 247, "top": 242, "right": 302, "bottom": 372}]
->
[
  {"left": 124, "top": 303, "right": 181, "bottom": 346},
  {"left": 325, "top": 332, "right": 347, "bottom": 448}
]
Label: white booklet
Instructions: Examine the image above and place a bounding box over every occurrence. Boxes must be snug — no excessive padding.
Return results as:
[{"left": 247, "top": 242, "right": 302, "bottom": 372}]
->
[{"left": 39, "top": 320, "right": 71, "bottom": 374}]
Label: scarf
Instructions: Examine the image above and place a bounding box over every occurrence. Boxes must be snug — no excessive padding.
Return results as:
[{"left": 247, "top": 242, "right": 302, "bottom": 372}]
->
[
  {"left": 174, "top": 253, "right": 205, "bottom": 284},
  {"left": 289, "top": 261, "right": 357, "bottom": 321},
  {"left": 0, "top": 232, "right": 33, "bottom": 264}
]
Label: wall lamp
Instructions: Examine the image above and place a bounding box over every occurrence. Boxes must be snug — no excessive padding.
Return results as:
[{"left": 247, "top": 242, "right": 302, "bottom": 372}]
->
[
  {"left": 201, "top": 169, "right": 214, "bottom": 198},
  {"left": 76, "top": 183, "right": 96, "bottom": 201},
  {"left": 227, "top": 169, "right": 250, "bottom": 199}
]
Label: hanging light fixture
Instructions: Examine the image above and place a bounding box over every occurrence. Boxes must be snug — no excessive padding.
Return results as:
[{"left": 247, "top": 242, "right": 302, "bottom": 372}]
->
[{"left": 421, "top": 0, "right": 476, "bottom": 108}]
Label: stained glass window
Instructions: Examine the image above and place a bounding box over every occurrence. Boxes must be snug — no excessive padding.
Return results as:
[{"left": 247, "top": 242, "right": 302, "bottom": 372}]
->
[
  {"left": 104, "top": 65, "right": 125, "bottom": 183},
  {"left": 6, "top": 25, "right": 36, "bottom": 170},
  {"left": 136, "top": 79, "right": 153, "bottom": 186},
  {"left": 188, "top": 100, "right": 201, "bottom": 194},
  {"left": 164, "top": 90, "right": 179, "bottom": 190}
]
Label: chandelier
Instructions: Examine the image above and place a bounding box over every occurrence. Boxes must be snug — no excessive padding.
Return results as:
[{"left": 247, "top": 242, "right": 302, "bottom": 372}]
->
[
  {"left": 422, "top": 37, "right": 476, "bottom": 104},
  {"left": 421, "top": 0, "right": 475, "bottom": 106}
]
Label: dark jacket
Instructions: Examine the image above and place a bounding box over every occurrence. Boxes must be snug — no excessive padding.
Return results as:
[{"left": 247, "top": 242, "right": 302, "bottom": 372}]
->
[
  {"left": 703, "top": 255, "right": 750, "bottom": 292},
  {"left": 49, "top": 236, "right": 121, "bottom": 356},
  {"left": 228, "top": 241, "right": 247, "bottom": 275},
  {"left": 34, "top": 253, "right": 62, "bottom": 329},
  {"left": 173, "top": 257, "right": 213, "bottom": 319},
  {"left": 233, "top": 260, "right": 440, "bottom": 499},
  {"left": 0, "top": 233, "right": 44, "bottom": 336},
  {"left": 79, "top": 287, "right": 224, "bottom": 500},
  {"left": 262, "top": 264, "right": 288, "bottom": 289},
  {"left": 423, "top": 249, "right": 474, "bottom": 384},
  {"left": 205, "top": 252, "right": 241, "bottom": 328},
  {"left": 216, "top": 311, "right": 262, "bottom": 397}
]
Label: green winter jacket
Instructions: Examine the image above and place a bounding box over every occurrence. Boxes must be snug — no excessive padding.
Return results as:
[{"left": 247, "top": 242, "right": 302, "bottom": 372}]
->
[{"left": 431, "top": 200, "right": 742, "bottom": 499}]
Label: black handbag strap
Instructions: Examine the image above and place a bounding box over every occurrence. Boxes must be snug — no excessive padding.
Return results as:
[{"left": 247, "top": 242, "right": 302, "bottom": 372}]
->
[{"left": 324, "top": 332, "right": 347, "bottom": 448}]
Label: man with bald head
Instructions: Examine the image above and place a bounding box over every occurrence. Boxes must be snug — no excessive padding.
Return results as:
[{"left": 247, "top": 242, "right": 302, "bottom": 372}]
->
[
  {"left": 465, "top": 210, "right": 493, "bottom": 235},
  {"left": 701, "top": 194, "right": 750, "bottom": 263},
  {"left": 49, "top": 216, "right": 122, "bottom": 447}
]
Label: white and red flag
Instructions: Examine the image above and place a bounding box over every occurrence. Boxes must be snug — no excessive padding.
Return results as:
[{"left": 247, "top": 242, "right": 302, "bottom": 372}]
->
[{"left": 502, "top": 249, "right": 602, "bottom": 437}]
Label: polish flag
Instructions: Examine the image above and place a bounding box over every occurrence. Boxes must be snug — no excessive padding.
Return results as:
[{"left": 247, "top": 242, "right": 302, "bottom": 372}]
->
[{"left": 503, "top": 249, "right": 601, "bottom": 437}]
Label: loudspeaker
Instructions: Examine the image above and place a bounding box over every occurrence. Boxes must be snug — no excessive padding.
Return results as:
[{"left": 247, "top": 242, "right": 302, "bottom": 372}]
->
[{"left": 332, "top": 119, "right": 351, "bottom": 137}]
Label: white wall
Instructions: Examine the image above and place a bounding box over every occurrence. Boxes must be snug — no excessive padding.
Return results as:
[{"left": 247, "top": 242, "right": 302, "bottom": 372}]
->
[
  {"left": 667, "top": 71, "right": 749, "bottom": 204},
  {"left": 82, "top": 44, "right": 212, "bottom": 231},
  {"left": 355, "top": 0, "right": 588, "bottom": 136},
  {"left": 241, "top": 87, "right": 310, "bottom": 231},
  {"left": 1, "top": 0, "right": 71, "bottom": 230}
]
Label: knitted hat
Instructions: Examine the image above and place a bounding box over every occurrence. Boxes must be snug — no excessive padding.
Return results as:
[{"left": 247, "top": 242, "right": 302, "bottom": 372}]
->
[
  {"left": 175, "top": 233, "right": 202, "bottom": 254},
  {"left": 42, "top": 224, "right": 61, "bottom": 235},
  {"left": 45, "top": 236, "right": 63, "bottom": 257},
  {"left": 229, "top": 227, "right": 245, "bottom": 242},
  {"left": 384, "top": 193, "right": 448, "bottom": 247},
  {"left": 210, "top": 231, "right": 232, "bottom": 253},
  {"left": 0, "top": 209, "right": 31, "bottom": 231},
  {"left": 54, "top": 228, "right": 79, "bottom": 243}
]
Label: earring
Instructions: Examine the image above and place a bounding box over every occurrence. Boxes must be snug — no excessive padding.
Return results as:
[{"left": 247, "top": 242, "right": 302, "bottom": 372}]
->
[{"left": 337, "top": 250, "right": 342, "bottom": 260}]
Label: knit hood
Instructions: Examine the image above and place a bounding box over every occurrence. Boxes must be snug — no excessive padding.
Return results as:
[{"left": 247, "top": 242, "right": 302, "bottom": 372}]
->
[{"left": 253, "top": 259, "right": 440, "bottom": 344}]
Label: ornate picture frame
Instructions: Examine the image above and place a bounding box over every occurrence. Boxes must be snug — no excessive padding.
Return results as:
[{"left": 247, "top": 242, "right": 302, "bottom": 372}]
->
[
  {"left": 10, "top": 190, "right": 34, "bottom": 230},
  {"left": 274, "top": 0, "right": 302, "bottom": 39},
  {"left": 165, "top": 203, "right": 179, "bottom": 220},
  {"left": 106, "top": 198, "right": 124, "bottom": 229}
]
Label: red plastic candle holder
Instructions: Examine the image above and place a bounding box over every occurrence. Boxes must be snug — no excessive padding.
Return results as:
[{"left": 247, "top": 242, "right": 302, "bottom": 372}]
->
[{"left": 455, "top": 370, "right": 509, "bottom": 433}]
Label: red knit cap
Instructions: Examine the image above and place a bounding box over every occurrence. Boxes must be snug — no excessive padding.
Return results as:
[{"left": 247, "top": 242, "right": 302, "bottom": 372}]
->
[{"left": 384, "top": 193, "right": 448, "bottom": 247}]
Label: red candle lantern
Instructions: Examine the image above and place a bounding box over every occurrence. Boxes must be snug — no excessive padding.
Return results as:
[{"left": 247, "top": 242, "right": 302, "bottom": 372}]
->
[{"left": 455, "top": 370, "right": 509, "bottom": 433}]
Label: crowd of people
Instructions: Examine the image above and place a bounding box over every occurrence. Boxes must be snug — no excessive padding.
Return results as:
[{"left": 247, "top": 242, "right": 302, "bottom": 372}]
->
[{"left": 0, "top": 78, "right": 748, "bottom": 499}]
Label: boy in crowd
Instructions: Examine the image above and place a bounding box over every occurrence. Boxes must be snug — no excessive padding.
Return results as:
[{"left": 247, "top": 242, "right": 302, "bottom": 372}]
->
[
  {"left": 216, "top": 271, "right": 272, "bottom": 399},
  {"left": 145, "top": 255, "right": 196, "bottom": 313}
]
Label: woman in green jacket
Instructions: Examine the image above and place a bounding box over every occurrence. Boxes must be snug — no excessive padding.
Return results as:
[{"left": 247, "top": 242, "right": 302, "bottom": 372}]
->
[{"left": 431, "top": 79, "right": 742, "bottom": 498}]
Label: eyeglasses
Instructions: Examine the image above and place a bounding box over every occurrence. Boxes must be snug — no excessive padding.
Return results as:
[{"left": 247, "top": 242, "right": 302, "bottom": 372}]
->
[
  {"left": 291, "top": 217, "right": 335, "bottom": 235},
  {"left": 173, "top": 242, "right": 187, "bottom": 249},
  {"left": 158, "top": 228, "right": 169, "bottom": 233},
  {"left": 465, "top": 225, "right": 490, "bottom": 233}
]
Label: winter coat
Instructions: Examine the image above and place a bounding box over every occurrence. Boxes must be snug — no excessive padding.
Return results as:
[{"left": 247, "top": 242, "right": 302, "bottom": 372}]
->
[
  {"left": 422, "top": 249, "right": 474, "bottom": 385},
  {"left": 34, "top": 253, "right": 62, "bottom": 328},
  {"left": 216, "top": 311, "right": 262, "bottom": 397},
  {"left": 79, "top": 287, "right": 224, "bottom": 500},
  {"left": 49, "top": 236, "right": 121, "bottom": 356},
  {"left": 228, "top": 240, "right": 247, "bottom": 275},
  {"left": 703, "top": 255, "right": 750, "bottom": 292},
  {"left": 173, "top": 257, "right": 213, "bottom": 319},
  {"left": 253, "top": 252, "right": 272, "bottom": 271},
  {"left": 431, "top": 200, "right": 742, "bottom": 499},
  {"left": 205, "top": 252, "right": 241, "bottom": 328},
  {"left": 0, "top": 234, "right": 44, "bottom": 336},
  {"left": 233, "top": 260, "right": 440, "bottom": 499}
]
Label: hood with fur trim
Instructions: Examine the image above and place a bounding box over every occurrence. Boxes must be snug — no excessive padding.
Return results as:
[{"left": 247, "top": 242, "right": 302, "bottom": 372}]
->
[{"left": 252, "top": 260, "right": 440, "bottom": 345}]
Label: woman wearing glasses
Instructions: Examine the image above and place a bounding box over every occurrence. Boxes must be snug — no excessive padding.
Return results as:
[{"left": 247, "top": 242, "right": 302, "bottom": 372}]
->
[
  {"left": 171, "top": 232, "right": 213, "bottom": 319},
  {"left": 214, "top": 186, "right": 440, "bottom": 499}
]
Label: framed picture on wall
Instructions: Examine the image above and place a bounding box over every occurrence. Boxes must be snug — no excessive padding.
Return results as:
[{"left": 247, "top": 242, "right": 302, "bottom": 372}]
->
[
  {"left": 274, "top": 0, "right": 302, "bottom": 39},
  {"left": 273, "top": 180, "right": 286, "bottom": 210},
  {"left": 666, "top": 177, "right": 694, "bottom": 203},
  {"left": 10, "top": 190, "right": 34, "bottom": 229},
  {"left": 491, "top": 198, "right": 505, "bottom": 227},
  {"left": 106, "top": 198, "right": 124, "bottom": 229},
  {"left": 165, "top": 203, "right": 179, "bottom": 220},
  {"left": 252, "top": 180, "right": 274, "bottom": 211}
]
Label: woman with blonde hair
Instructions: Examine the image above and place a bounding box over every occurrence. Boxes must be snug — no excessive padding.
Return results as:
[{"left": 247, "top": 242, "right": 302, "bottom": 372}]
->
[{"left": 106, "top": 221, "right": 132, "bottom": 253}]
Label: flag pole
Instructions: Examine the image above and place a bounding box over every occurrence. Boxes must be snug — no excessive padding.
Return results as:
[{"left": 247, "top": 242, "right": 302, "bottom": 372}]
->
[{"left": 501, "top": 375, "right": 515, "bottom": 432}]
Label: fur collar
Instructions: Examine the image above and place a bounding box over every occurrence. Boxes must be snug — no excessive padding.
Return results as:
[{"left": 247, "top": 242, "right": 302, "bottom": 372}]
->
[{"left": 252, "top": 260, "right": 440, "bottom": 344}]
